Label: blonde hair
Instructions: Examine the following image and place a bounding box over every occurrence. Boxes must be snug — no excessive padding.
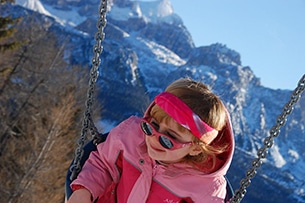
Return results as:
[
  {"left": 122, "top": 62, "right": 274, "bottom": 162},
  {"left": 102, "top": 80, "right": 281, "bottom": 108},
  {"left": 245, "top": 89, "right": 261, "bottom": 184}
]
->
[{"left": 150, "top": 78, "right": 229, "bottom": 172}]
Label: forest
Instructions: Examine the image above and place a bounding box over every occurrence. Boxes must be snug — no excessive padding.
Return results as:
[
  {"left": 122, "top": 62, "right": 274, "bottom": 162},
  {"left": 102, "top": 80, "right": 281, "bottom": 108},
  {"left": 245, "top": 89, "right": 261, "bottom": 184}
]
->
[{"left": 0, "top": 1, "right": 101, "bottom": 202}]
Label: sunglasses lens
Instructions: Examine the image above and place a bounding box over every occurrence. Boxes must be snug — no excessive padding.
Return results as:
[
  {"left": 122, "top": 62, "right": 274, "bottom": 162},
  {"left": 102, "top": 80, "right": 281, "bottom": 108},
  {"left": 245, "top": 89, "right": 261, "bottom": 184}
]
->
[
  {"left": 141, "top": 122, "right": 153, "bottom": 135},
  {"left": 159, "top": 136, "right": 174, "bottom": 149},
  {"left": 141, "top": 120, "right": 175, "bottom": 150}
]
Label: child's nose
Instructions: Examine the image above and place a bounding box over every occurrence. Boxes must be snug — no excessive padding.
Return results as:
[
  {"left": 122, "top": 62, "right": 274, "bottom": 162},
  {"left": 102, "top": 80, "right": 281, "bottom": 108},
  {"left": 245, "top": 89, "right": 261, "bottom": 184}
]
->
[{"left": 157, "top": 125, "right": 167, "bottom": 135}]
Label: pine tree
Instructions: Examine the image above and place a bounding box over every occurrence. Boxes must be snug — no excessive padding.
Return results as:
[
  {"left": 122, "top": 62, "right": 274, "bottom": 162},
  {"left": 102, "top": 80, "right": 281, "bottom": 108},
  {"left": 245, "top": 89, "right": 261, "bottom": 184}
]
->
[{"left": 0, "top": 0, "right": 22, "bottom": 52}]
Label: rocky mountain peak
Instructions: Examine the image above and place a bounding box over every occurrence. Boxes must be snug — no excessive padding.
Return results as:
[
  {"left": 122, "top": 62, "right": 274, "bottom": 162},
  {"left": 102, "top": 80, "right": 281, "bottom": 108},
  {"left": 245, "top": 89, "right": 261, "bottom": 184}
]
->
[{"left": 187, "top": 43, "right": 241, "bottom": 66}]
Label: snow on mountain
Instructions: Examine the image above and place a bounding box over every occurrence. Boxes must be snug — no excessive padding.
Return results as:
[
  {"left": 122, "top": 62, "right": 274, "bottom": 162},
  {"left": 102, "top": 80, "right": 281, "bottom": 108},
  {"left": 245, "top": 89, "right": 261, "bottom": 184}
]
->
[
  {"left": 16, "top": 0, "right": 51, "bottom": 15},
  {"left": 15, "top": 0, "right": 179, "bottom": 28},
  {"left": 109, "top": 0, "right": 177, "bottom": 24},
  {"left": 134, "top": 37, "right": 186, "bottom": 65},
  {"left": 270, "top": 145, "right": 286, "bottom": 168},
  {"left": 43, "top": 4, "right": 86, "bottom": 27},
  {"left": 16, "top": 0, "right": 86, "bottom": 27}
]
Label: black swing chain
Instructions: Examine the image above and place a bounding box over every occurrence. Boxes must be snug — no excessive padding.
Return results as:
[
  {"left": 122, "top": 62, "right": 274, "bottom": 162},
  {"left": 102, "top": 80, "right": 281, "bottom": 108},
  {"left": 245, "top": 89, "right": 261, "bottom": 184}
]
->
[
  {"left": 69, "top": 0, "right": 108, "bottom": 181},
  {"left": 229, "top": 74, "right": 305, "bottom": 203}
]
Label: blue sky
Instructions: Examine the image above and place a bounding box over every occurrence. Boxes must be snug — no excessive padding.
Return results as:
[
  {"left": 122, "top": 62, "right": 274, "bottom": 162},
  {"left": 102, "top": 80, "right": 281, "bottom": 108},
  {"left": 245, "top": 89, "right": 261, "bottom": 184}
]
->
[{"left": 171, "top": 0, "right": 305, "bottom": 90}]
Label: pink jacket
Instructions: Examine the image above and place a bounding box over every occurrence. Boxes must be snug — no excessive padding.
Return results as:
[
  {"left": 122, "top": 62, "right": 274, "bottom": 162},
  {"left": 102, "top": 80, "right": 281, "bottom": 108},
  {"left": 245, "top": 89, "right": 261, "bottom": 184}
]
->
[{"left": 71, "top": 116, "right": 235, "bottom": 203}]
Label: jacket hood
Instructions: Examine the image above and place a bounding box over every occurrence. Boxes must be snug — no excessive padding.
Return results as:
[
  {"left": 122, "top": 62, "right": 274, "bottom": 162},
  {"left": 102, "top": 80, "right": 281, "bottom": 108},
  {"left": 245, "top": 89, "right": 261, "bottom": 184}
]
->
[
  {"left": 208, "top": 110, "right": 235, "bottom": 176},
  {"left": 144, "top": 101, "right": 235, "bottom": 177}
]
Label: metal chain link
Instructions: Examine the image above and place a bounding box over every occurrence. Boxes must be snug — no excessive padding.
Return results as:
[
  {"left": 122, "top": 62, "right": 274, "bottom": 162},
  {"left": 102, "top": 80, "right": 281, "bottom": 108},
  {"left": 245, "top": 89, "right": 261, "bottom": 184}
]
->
[
  {"left": 69, "top": 0, "right": 108, "bottom": 181},
  {"left": 229, "top": 74, "right": 305, "bottom": 203}
]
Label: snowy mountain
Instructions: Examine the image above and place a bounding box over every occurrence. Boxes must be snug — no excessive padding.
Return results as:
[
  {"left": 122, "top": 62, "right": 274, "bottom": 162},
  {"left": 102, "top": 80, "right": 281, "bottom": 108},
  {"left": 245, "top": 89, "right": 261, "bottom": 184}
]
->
[{"left": 10, "top": 0, "right": 305, "bottom": 202}]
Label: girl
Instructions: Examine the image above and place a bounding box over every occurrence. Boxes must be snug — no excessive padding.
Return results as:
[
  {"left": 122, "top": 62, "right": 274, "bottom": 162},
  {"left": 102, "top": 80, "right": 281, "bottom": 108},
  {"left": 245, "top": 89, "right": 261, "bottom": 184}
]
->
[{"left": 68, "top": 78, "right": 235, "bottom": 203}]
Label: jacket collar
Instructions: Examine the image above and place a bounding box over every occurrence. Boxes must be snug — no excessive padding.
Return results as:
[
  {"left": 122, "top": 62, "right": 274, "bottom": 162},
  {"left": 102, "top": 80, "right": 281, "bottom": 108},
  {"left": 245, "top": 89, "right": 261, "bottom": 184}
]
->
[{"left": 136, "top": 141, "right": 211, "bottom": 178}]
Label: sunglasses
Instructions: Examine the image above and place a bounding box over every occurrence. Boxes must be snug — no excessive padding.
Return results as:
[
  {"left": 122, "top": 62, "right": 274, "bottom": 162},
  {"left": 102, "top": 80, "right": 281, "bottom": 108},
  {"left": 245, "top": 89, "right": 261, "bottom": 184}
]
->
[{"left": 140, "top": 118, "right": 193, "bottom": 150}]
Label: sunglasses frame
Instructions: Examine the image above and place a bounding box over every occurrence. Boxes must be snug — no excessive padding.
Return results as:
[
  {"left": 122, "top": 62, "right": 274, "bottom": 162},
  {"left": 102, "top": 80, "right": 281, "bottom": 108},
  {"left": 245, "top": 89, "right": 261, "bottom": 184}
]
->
[{"left": 140, "top": 118, "right": 193, "bottom": 150}]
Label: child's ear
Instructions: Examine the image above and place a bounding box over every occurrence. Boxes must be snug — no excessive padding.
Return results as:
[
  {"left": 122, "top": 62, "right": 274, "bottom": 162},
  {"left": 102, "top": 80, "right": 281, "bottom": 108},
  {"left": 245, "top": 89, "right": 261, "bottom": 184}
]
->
[{"left": 189, "top": 145, "right": 203, "bottom": 156}]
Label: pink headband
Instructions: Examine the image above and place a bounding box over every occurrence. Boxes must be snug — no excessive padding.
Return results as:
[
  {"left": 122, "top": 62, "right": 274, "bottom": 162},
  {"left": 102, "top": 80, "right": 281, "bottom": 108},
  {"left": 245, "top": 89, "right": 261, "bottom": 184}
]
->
[{"left": 154, "top": 92, "right": 215, "bottom": 140}]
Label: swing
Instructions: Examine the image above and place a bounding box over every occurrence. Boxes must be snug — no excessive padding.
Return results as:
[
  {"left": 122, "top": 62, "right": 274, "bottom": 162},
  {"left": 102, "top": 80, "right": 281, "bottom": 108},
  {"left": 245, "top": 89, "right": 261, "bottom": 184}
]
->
[{"left": 65, "top": 0, "right": 305, "bottom": 202}]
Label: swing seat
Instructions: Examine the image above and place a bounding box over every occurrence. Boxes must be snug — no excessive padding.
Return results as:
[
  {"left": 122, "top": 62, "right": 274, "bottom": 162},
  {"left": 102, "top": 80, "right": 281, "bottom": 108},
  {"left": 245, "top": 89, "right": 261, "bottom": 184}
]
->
[
  {"left": 65, "top": 132, "right": 108, "bottom": 202},
  {"left": 65, "top": 133, "right": 234, "bottom": 202},
  {"left": 65, "top": 139, "right": 94, "bottom": 201}
]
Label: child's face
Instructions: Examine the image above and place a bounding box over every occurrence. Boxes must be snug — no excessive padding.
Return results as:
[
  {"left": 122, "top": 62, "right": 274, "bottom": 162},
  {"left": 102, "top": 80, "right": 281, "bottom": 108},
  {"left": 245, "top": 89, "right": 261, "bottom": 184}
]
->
[{"left": 145, "top": 117, "right": 197, "bottom": 163}]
